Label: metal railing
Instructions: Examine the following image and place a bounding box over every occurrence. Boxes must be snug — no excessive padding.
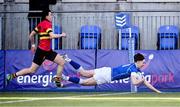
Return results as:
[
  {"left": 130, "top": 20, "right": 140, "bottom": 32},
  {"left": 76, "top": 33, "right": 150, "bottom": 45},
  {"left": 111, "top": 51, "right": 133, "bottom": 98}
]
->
[{"left": 0, "top": 10, "right": 180, "bottom": 50}]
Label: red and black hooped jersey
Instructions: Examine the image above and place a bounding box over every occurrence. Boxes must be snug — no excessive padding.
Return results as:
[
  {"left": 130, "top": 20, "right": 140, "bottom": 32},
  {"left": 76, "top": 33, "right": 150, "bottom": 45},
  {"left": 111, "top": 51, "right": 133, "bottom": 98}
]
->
[{"left": 34, "top": 19, "right": 52, "bottom": 51}]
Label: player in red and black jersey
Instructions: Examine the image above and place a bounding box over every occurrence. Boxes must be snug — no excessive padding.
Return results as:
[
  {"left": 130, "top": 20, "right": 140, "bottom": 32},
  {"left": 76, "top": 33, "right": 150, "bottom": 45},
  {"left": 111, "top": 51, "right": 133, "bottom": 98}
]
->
[{"left": 7, "top": 9, "right": 66, "bottom": 87}]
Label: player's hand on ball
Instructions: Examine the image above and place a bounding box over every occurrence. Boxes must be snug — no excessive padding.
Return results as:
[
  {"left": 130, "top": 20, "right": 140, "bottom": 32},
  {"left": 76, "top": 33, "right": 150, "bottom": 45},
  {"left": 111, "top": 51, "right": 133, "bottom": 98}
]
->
[
  {"left": 148, "top": 54, "right": 154, "bottom": 60},
  {"left": 137, "top": 72, "right": 144, "bottom": 79}
]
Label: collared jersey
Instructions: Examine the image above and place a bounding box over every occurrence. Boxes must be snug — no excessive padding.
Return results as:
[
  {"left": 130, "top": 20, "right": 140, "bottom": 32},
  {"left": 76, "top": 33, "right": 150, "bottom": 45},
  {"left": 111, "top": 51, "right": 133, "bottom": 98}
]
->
[
  {"left": 34, "top": 19, "right": 52, "bottom": 51},
  {"left": 111, "top": 63, "right": 141, "bottom": 81}
]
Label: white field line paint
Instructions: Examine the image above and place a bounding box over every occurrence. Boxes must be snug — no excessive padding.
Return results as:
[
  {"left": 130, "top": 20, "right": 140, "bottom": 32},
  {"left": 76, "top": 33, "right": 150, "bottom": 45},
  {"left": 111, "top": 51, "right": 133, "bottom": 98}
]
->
[
  {"left": 1, "top": 97, "right": 180, "bottom": 100},
  {"left": 70, "top": 92, "right": 132, "bottom": 98},
  {"left": 0, "top": 99, "right": 36, "bottom": 104},
  {"left": 0, "top": 92, "right": 131, "bottom": 104}
]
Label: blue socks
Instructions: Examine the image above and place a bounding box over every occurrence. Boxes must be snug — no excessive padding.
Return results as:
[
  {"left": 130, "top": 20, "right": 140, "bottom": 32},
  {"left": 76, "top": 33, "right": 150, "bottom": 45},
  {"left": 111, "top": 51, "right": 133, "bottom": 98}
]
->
[
  {"left": 69, "top": 60, "right": 81, "bottom": 70},
  {"left": 69, "top": 77, "right": 80, "bottom": 84},
  {"left": 67, "top": 60, "right": 84, "bottom": 84}
]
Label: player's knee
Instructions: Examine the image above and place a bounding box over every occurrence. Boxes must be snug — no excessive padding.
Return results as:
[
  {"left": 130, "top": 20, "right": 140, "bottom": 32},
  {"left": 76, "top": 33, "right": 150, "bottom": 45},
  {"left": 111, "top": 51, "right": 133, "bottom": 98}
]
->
[
  {"left": 79, "top": 71, "right": 85, "bottom": 76},
  {"left": 57, "top": 60, "right": 65, "bottom": 66},
  {"left": 79, "top": 72, "right": 89, "bottom": 78},
  {"left": 61, "top": 61, "right": 65, "bottom": 65},
  {"left": 59, "top": 55, "right": 66, "bottom": 65},
  {"left": 81, "top": 81, "right": 89, "bottom": 86},
  {"left": 81, "top": 80, "right": 93, "bottom": 86},
  {"left": 79, "top": 71, "right": 94, "bottom": 78},
  {"left": 57, "top": 62, "right": 65, "bottom": 67}
]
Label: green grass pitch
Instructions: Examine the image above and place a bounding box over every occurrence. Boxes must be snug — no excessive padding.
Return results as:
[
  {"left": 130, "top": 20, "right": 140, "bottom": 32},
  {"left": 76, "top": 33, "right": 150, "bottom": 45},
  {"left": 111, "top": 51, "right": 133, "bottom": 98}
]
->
[{"left": 0, "top": 92, "right": 180, "bottom": 107}]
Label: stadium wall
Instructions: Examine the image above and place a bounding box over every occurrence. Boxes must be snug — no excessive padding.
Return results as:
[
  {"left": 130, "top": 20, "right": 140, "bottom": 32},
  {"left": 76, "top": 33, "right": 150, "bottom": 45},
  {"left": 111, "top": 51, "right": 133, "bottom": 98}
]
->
[
  {"left": 1, "top": 50, "right": 180, "bottom": 92},
  {"left": 1, "top": 2, "right": 180, "bottom": 50}
]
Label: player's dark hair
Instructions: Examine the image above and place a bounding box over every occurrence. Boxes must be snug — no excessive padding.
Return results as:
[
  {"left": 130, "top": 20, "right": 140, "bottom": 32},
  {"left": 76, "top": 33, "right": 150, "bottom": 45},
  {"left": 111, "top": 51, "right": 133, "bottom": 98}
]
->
[
  {"left": 41, "top": 9, "right": 51, "bottom": 20},
  {"left": 134, "top": 53, "right": 145, "bottom": 62}
]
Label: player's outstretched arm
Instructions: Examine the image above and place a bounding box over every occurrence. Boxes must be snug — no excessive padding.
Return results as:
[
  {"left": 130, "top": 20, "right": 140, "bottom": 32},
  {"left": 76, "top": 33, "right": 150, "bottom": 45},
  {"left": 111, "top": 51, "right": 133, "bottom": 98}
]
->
[
  {"left": 49, "top": 32, "right": 66, "bottom": 39},
  {"left": 143, "top": 80, "right": 162, "bottom": 93}
]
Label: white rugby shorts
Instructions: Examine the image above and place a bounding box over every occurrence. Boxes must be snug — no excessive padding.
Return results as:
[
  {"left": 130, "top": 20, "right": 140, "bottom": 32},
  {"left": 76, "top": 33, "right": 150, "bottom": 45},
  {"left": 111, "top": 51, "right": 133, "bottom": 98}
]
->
[{"left": 93, "top": 67, "right": 112, "bottom": 85}]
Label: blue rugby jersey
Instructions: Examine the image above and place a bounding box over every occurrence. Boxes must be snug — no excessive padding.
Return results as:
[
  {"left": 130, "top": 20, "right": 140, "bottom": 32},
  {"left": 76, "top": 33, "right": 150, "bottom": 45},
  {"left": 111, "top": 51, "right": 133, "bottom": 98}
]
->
[{"left": 111, "top": 63, "right": 141, "bottom": 81}]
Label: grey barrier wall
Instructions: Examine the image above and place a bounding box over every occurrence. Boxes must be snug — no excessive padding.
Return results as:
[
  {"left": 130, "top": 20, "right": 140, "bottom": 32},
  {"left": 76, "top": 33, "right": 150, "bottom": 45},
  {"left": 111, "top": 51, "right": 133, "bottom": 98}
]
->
[
  {"left": 1, "top": 1, "right": 180, "bottom": 50},
  {"left": 2, "top": 13, "right": 29, "bottom": 50},
  {"left": 0, "top": 10, "right": 180, "bottom": 50}
]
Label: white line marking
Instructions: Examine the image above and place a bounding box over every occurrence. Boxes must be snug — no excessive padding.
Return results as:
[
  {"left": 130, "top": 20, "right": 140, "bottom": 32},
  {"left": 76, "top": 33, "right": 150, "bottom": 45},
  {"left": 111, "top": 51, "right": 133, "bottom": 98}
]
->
[
  {"left": 1, "top": 97, "right": 180, "bottom": 100},
  {"left": 1, "top": 92, "right": 179, "bottom": 105},
  {"left": 0, "top": 92, "right": 131, "bottom": 104},
  {"left": 70, "top": 92, "right": 132, "bottom": 97},
  {"left": 0, "top": 99, "right": 36, "bottom": 104}
]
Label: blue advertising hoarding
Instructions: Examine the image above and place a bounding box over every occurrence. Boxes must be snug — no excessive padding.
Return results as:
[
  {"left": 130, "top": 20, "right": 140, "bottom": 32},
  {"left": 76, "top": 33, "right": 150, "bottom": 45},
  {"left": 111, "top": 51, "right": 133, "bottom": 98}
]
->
[
  {"left": 5, "top": 50, "right": 95, "bottom": 91},
  {"left": 0, "top": 50, "right": 4, "bottom": 90},
  {"left": 96, "top": 50, "right": 180, "bottom": 92},
  {"left": 3, "top": 50, "right": 180, "bottom": 92}
]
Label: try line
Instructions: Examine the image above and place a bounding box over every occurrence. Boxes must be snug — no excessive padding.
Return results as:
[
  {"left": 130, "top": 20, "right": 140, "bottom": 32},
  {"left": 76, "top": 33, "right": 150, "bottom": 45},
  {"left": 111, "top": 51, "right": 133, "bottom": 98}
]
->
[{"left": 1, "top": 97, "right": 180, "bottom": 100}]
